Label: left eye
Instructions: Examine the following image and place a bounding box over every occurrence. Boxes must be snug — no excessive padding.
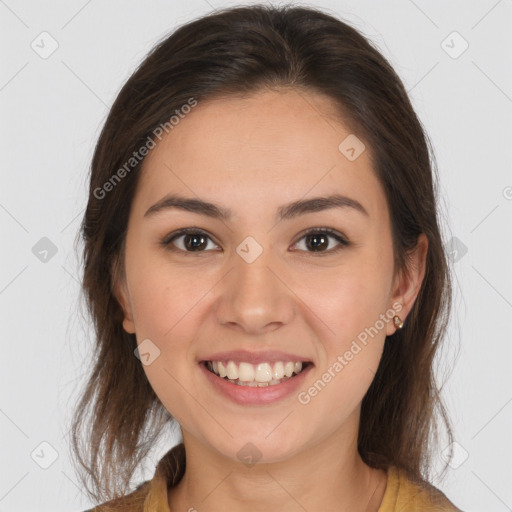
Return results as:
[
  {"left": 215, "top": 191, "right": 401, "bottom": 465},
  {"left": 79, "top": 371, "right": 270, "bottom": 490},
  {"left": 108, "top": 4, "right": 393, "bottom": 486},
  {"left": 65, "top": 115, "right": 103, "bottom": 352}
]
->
[{"left": 292, "top": 228, "right": 349, "bottom": 253}]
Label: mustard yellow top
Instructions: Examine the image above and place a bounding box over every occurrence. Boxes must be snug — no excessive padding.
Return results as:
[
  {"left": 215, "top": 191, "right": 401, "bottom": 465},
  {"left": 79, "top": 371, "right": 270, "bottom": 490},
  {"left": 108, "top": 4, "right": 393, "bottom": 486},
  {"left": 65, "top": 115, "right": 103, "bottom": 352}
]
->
[{"left": 87, "top": 443, "right": 461, "bottom": 511}]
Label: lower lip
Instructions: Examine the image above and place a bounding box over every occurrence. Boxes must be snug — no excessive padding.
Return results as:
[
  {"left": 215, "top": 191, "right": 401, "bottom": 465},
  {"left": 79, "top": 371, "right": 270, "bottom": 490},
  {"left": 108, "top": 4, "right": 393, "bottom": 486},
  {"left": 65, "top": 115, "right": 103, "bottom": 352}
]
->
[{"left": 199, "top": 362, "right": 313, "bottom": 405}]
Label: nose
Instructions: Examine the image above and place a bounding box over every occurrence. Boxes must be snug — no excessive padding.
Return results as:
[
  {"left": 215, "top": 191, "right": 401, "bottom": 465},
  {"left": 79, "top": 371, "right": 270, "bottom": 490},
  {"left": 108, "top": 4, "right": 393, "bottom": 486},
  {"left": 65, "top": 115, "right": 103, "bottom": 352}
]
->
[{"left": 213, "top": 247, "right": 295, "bottom": 335}]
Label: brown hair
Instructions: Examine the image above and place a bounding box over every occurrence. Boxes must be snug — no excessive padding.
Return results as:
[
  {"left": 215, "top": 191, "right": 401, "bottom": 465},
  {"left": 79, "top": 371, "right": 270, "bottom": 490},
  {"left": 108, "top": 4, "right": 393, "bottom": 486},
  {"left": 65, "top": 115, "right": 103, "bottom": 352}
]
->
[{"left": 70, "top": 3, "right": 454, "bottom": 504}]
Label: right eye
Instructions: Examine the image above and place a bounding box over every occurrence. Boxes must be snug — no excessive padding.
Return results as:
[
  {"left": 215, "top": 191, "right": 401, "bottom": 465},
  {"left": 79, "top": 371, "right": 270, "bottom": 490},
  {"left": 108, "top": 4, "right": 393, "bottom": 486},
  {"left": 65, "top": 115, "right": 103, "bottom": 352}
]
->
[{"left": 160, "top": 228, "right": 221, "bottom": 253}]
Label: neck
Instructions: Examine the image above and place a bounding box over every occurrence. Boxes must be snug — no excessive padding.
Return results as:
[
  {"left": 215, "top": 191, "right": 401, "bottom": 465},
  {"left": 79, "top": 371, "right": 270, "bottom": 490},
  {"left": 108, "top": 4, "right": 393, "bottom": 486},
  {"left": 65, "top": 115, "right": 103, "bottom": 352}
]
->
[{"left": 167, "top": 419, "right": 388, "bottom": 512}]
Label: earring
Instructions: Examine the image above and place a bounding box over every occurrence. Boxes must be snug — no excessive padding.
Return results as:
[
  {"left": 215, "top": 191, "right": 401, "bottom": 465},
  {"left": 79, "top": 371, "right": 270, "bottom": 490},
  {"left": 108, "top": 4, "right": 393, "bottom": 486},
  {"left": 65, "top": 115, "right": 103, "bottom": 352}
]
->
[{"left": 393, "top": 315, "right": 404, "bottom": 329}]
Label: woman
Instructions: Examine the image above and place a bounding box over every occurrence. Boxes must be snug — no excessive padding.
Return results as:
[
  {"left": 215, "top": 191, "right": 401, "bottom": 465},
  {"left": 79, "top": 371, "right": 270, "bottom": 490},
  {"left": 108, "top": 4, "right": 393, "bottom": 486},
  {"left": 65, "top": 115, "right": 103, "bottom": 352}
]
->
[{"left": 72, "top": 4, "right": 462, "bottom": 511}]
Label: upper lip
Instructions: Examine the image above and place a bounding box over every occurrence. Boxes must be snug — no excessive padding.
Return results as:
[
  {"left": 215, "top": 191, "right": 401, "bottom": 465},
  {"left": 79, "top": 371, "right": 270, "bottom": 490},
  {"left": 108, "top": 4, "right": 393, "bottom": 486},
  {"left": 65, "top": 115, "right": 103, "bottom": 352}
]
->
[{"left": 199, "top": 349, "right": 313, "bottom": 365}]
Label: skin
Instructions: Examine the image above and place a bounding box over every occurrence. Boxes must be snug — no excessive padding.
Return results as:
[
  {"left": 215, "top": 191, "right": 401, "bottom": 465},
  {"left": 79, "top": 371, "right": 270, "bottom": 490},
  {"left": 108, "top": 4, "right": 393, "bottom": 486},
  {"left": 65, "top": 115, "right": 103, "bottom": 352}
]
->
[{"left": 115, "top": 87, "right": 428, "bottom": 512}]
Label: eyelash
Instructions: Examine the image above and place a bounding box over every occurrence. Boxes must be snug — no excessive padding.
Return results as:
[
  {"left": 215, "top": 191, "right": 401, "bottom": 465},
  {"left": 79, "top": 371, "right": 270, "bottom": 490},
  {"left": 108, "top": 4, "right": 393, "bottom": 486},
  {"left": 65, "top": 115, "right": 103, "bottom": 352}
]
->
[{"left": 160, "top": 227, "right": 350, "bottom": 256}]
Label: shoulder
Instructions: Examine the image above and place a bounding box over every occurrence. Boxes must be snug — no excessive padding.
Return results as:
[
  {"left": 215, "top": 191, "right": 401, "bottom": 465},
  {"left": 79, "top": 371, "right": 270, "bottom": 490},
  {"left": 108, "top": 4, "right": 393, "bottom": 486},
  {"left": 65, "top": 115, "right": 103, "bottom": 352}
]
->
[
  {"left": 380, "top": 466, "right": 462, "bottom": 512},
  {"left": 81, "top": 480, "right": 150, "bottom": 512},
  {"left": 81, "top": 442, "right": 185, "bottom": 512}
]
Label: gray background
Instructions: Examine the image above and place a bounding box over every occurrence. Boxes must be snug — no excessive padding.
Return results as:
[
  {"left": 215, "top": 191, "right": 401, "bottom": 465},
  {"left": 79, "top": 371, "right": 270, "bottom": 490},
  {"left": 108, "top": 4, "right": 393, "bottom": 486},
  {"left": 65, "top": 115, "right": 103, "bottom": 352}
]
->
[{"left": 1, "top": 0, "right": 511, "bottom": 510}]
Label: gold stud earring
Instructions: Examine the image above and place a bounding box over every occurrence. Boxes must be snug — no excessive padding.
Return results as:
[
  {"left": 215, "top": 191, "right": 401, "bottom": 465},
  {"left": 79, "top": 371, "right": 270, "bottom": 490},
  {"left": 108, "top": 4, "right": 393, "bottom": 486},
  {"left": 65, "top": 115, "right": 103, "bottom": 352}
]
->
[{"left": 393, "top": 315, "right": 404, "bottom": 329}]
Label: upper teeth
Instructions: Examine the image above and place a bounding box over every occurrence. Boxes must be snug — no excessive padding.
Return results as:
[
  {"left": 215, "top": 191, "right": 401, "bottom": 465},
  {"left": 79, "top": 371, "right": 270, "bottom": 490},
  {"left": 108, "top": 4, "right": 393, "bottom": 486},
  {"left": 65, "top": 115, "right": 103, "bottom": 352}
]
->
[{"left": 209, "top": 360, "right": 304, "bottom": 383}]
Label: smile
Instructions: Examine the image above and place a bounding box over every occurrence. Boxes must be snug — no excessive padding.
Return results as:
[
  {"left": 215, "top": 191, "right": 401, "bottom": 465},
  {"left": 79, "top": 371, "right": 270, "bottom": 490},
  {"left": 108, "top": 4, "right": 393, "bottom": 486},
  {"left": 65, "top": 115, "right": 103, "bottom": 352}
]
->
[
  {"left": 205, "top": 360, "right": 310, "bottom": 387},
  {"left": 200, "top": 359, "right": 315, "bottom": 407}
]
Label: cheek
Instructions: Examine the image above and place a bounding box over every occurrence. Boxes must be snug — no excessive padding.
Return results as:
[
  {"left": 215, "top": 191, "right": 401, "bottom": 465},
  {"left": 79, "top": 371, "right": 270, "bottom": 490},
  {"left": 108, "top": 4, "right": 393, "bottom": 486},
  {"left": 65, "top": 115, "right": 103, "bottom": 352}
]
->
[
  {"left": 308, "top": 253, "right": 392, "bottom": 395},
  {"left": 314, "top": 257, "right": 393, "bottom": 343},
  {"left": 334, "top": 278, "right": 389, "bottom": 341},
  {"left": 127, "top": 261, "right": 204, "bottom": 420},
  {"left": 298, "top": 276, "right": 389, "bottom": 428},
  {"left": 127, "top": 254, "right": 206, "bottom": 338}
]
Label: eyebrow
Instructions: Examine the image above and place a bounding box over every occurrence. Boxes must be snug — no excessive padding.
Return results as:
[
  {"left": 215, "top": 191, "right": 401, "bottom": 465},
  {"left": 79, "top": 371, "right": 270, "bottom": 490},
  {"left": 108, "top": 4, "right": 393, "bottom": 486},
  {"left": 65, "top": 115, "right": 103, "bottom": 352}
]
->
[{"left": 144, "top": 193, "right": 369, "bottom": 221}]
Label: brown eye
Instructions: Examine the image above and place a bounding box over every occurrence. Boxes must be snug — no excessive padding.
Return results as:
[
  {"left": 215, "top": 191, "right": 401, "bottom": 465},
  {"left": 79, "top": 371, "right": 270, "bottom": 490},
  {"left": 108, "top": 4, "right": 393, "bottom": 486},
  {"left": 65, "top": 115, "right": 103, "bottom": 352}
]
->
[
  {"left": 182, "top": 233, "right": 208, "bottom": 251},
  {"left": 305, "top": 233, "right": 329, "bottom": 251},
  {"left": 162, "top": 229, "right": 219, "bottom": 253},
  {"left": 292, "top": 228, "right": 349, "bottom": 254}
]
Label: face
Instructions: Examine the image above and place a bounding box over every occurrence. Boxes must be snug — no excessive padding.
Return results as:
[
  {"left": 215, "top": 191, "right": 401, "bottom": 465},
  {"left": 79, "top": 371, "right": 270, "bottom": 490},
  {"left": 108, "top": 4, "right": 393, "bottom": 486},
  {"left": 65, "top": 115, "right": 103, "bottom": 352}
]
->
[{"left": 115, "top": 88, "right": 426, "bottom": 464}]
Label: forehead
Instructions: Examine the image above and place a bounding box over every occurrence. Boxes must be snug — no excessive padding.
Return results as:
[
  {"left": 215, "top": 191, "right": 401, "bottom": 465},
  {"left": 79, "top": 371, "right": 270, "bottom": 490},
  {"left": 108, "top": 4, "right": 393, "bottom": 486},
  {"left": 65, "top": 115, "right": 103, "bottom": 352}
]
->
[{"left": 133, "top": 88, "right": 387, "bottom": 222}]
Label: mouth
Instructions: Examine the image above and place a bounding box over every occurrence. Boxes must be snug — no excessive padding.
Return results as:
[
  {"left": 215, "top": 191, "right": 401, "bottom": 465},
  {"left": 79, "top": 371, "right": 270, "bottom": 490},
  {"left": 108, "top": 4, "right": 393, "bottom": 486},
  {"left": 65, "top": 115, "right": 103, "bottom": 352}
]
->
[{"left": 201, "top": 359, "right": 314, "bottom": 387}]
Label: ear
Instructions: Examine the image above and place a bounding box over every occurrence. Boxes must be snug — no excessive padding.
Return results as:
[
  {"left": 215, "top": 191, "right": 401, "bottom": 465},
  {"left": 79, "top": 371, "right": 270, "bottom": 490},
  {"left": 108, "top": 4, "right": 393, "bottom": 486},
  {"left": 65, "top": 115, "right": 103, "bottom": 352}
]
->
[
  {"left": 386, "top": 233, "right": 428, "bottom": 336},
  {"left": 111, "top": 256, "right": 136, "bottom": 334}
]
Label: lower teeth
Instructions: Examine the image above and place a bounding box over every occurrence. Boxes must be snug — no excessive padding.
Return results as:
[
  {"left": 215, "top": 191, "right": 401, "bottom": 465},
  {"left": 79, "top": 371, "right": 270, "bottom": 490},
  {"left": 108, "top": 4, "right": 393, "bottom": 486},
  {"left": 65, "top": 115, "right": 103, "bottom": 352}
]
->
[{"left": 224, "top": 376, "right": 292, "bottom": 387}]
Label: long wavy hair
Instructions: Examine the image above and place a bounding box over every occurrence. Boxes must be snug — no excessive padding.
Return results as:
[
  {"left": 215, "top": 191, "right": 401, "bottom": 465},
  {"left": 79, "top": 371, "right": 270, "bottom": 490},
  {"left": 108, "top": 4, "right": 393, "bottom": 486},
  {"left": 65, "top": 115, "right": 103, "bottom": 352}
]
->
[{"left": 69, "top": 3, "right": 454, "bottom": 504}]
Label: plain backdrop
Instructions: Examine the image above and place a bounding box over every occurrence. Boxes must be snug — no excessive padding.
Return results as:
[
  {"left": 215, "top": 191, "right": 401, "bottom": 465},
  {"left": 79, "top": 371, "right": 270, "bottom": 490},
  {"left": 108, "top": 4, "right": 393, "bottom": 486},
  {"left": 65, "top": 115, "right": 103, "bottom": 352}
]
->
[{"left": 1, "top": 1, "right": 511, "bottom": 511}]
